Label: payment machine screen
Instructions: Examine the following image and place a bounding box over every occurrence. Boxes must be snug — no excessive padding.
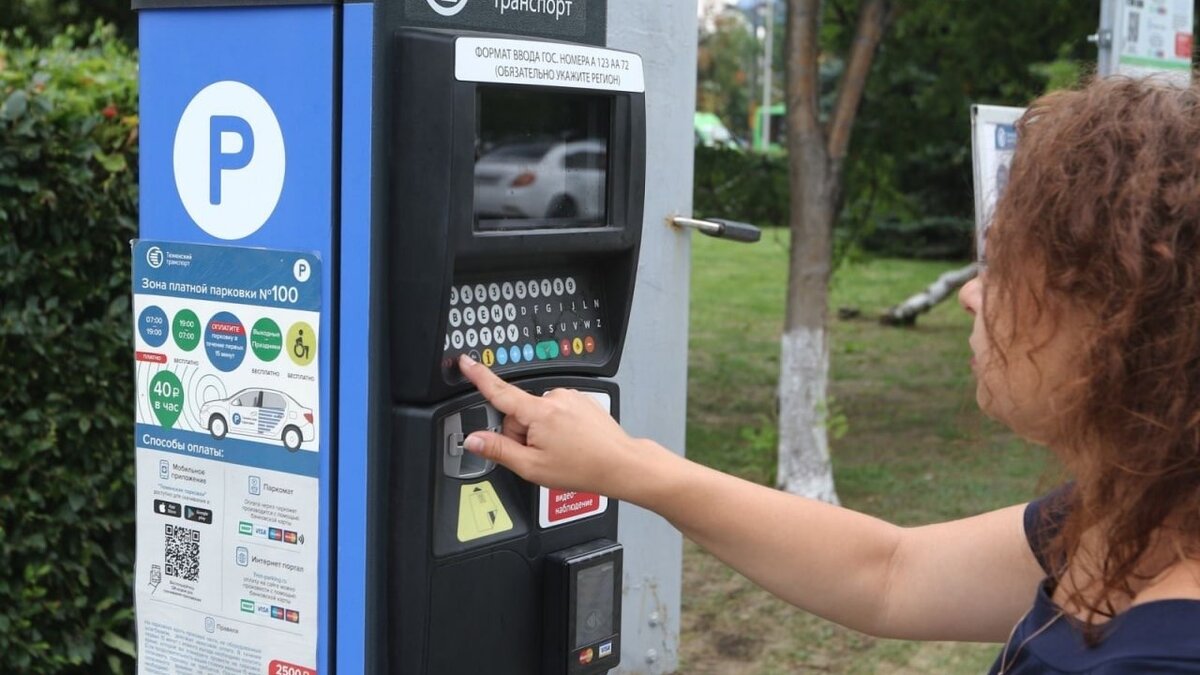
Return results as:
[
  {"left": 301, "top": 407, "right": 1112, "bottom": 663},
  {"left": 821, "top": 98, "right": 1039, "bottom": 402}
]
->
[{"left": 474, "top": 88, "right": 611, "bottom": 230}]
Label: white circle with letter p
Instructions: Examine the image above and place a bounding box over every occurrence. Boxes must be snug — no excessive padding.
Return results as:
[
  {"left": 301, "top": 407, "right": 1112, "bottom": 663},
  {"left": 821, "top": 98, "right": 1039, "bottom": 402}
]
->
[{"left": 173, "top": 81, "right": 286, "bottom": 240}]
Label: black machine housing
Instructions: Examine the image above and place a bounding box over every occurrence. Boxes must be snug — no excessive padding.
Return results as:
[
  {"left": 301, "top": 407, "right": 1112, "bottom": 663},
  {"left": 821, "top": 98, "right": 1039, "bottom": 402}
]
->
[
  {"left": 389, "top": 378, "right": 621, "bottom": 674},
  {"left": 383, "top": 27, "right": 645, "bottom": 675},
  {"left": 386, "top": 29, "right": 647, "bottom": 405}
]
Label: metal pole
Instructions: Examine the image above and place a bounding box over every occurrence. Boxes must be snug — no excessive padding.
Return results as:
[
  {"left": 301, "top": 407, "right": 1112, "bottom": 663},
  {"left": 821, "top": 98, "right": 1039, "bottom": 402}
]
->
[
  {"left": 760, "top": 0, "right": 774, "bottom": 151},
  {"left": 1090, "top": 0, "right": 1116, "bottom": 77}
]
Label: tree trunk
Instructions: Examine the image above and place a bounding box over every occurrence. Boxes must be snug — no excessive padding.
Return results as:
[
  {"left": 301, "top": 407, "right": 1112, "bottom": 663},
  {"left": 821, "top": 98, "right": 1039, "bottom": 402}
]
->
[
  {"left": 778, "top": 150, "right": 840, "bottom": 501},
  {"left": 880, "top": 263, "right": 979, "bottom": 327},
  {"left": 777, "top": 0, "right": 890, "bottom": 501}
]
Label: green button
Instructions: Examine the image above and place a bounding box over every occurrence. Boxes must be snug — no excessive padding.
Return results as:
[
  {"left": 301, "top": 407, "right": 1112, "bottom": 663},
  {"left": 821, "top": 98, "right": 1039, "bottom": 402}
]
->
[{"left": 536, "top": 341, "right": 558, "bottom": 360}]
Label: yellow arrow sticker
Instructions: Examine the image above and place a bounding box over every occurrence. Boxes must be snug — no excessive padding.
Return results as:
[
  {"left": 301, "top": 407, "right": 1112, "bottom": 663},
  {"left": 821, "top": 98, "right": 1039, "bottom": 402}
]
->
[{"left": 457, "top": 481, "right": 514, "bottom": 543}]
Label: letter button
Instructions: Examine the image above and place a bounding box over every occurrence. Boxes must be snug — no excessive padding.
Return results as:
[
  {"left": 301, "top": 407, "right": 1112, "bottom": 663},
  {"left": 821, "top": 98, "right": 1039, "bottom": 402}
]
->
[
  {"left": 449, "top": 308, "right": 462, "bottom": 328},
  {"left": 490, "top": 305, "right": 503, "bottom": 323},
  {"left": 466, "top": 329, "right": 479, "bottom": 348},
  {"left": 504, "top": 303, "right": 517, "bottom": 321},
  {"left": 463, "top": 307, "right": 476, "bottom": 326},
  {"left": 452, "top": 331, "right": 465, "bottom": 349},
  {"left": 480, "top": 327, "right": 493, "bottom": 347},
  {"left": 477, "top": 306, "right": 490, "bottom": 325},
  {"left": 507, "top": 325, "right": 520, "bottom": 343}
]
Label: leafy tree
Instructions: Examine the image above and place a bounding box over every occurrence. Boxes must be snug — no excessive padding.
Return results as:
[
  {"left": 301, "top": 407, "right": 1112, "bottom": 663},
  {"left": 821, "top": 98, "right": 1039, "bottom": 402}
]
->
[
  {"left": 1, "top": 0, "right": 136, "bottom": 45},
  {"left": 698, "top": 13, "right": 761, "bottom": 136},
  {"left": 842, "top": 2, "right": 1097, "bottom": 229}
]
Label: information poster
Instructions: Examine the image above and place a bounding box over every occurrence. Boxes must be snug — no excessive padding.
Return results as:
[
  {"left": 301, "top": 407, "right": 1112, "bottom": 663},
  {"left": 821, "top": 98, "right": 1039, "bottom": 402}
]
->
[
  {"left": 971, "top": 104, "right": 1025, "bottom": 261},
  {"left": 1115, "top": 0, "right": 1194, "bottom": 86},
  {"left": 132, "top": 241, "right": 321, "bottom": 675}
]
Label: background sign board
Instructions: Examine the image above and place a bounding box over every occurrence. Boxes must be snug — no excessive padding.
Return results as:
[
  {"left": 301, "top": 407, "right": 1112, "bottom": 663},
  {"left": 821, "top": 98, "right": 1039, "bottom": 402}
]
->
[
  {"left": 399, "top": 0, "right": 608, "bottom": 46},
  {"left": 970, "top": 105, "right": 1025, "bottom": 261},
  {"left": 1113, "top": 0, "right": 1194, "bottom": 85}
]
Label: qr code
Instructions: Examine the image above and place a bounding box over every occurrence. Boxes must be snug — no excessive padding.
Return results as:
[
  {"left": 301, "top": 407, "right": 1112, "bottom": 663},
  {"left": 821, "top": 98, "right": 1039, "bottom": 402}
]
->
[{"left": 164, "top": 524, "right": 200, "bottom": 582}]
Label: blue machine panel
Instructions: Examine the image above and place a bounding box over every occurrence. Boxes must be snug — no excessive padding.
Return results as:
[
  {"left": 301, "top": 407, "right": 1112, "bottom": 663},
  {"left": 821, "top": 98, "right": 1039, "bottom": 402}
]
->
[{"left": 139, "top": 6, "right": 337, "bottom": 673}]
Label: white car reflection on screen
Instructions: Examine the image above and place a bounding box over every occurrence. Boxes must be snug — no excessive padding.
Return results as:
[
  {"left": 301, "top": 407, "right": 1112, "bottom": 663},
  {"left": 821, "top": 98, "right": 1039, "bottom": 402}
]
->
[
  {"left": 200, "top": 388, "right": 315, "bottom": 451},
  {"left": 474, "top": 139, "right": 607, "bottom": 222}
]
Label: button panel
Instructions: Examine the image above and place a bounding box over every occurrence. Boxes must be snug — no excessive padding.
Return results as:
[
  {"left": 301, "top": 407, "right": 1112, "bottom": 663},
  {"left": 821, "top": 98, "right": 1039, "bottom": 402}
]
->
[{"left": 443, "top": 271, "right": 609, "bottom": 375}]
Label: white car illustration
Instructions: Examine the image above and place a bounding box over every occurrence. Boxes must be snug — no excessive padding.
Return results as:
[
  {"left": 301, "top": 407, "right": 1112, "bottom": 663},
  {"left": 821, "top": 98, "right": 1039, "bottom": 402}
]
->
[{"left": 200, "top": 388, "right": 315, "bottom": 451}]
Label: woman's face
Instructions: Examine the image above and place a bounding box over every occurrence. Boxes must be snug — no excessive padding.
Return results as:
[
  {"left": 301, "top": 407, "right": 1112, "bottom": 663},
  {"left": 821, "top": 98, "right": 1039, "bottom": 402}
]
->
[{"left": 958, "top": 271, "right": 1084, "bottom": 445}]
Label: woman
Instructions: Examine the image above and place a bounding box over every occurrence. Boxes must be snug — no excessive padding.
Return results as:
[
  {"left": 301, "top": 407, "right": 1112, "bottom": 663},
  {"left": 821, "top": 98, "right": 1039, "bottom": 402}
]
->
[{"left": 459, "top": 77, "right": 1200, "bottom": 673}]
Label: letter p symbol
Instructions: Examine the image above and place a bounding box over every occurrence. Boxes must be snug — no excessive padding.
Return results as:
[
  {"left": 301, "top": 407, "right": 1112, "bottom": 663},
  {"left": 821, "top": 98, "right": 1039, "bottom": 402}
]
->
[{"left": 209, "top": 115, "right": 255, "bottom": 206}]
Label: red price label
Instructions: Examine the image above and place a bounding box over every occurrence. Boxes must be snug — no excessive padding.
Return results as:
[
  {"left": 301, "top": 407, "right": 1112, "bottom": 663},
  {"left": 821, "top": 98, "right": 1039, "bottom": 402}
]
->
[{"left": 269, "top": 661, "right": 315, "bottom": 675}]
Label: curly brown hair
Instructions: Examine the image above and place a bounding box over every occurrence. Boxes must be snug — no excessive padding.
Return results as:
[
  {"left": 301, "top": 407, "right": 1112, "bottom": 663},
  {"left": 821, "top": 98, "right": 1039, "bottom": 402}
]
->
[{"left": 986, "top": 76, "right": 1200, "bottom": 633}]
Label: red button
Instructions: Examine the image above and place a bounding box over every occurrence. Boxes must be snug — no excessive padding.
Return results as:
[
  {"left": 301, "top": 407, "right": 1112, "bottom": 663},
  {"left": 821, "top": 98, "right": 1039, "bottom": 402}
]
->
[
  {"left": 560, "top": 338, "right": 572, "bottom": 356},
  {"left": 584, "top": 336, "right": 596, "bottom": 354},
  {"left": 578, "top": 648, "right": 594, "bottom": 665}
]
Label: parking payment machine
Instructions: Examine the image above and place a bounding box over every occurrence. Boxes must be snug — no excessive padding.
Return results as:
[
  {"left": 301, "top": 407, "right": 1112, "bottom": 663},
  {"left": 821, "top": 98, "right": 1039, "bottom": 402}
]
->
[
  {"left": 386, "top": 30, "right": 646, "bottom": 675},
  {"left": 133, "top": 1, "right": 648, "bottom": 673}
]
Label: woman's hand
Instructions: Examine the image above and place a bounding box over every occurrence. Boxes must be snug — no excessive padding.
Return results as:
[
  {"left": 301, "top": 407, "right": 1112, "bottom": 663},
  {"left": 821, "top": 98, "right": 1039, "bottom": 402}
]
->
[{"left": 457, "top": 354, "right": 653, "bottom": 499}]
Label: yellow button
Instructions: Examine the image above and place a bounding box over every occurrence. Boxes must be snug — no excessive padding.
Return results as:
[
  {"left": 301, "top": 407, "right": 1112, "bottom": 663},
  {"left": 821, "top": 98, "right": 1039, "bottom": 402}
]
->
[
  {"left": 482, "top": 349, "right": 495, "bottom": 367},
  {"left": 572, "top": 338, "right": 584, "bottom": 355}
]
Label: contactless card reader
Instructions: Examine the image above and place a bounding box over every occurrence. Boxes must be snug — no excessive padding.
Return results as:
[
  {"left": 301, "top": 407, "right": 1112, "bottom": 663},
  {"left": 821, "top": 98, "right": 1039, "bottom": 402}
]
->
[{"left": 545, "top": 540, "right": 623, "bottom": 674}]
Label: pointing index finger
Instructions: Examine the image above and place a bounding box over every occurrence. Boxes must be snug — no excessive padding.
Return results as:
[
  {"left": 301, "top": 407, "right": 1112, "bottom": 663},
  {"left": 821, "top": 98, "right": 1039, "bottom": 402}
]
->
[{"left": 458, "top": 354, "right": 536, "bottom": 418}]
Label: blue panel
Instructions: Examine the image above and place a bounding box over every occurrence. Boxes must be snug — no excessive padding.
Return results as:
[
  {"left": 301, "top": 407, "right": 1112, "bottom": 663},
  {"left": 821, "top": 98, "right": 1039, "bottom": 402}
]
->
[
  {"left": 338, "top": 4, "right": 375, "bottom": 674},
  {"left": 139, "top": 7, "right": 336, "bottom": 673}
]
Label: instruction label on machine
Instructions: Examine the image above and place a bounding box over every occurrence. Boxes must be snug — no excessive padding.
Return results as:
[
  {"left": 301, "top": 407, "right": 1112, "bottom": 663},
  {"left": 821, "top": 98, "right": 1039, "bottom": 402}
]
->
[
  {"left": 132, "top": 240, "right": 321, "bottom": 675},
  {"left": 456, "top": 37, "right": 645, "bottom": 92}
]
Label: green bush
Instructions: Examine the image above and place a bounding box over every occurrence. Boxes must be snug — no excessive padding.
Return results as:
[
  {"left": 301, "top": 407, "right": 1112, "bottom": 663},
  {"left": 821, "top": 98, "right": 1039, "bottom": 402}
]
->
[
  {"left": 693, "top": 146, "right": 972, "bottom": 261},
  {"left": 693, "top": 145, "right": 790, "bottom": 230},
  {"left": 0, "top": 26, "right": 139, "bottom": 673}
]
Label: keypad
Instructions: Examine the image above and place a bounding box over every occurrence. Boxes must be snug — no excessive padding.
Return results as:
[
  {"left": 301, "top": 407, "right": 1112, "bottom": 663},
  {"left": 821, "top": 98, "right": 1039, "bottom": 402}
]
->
[{"left": 443, "top": 271, "right": 608, "bottom": 373}]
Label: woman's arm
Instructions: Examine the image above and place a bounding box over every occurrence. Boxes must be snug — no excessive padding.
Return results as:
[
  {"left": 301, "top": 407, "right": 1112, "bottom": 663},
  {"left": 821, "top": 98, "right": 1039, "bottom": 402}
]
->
[{"left": 458, "top": 356, "right": 1045, "bottom": 642}]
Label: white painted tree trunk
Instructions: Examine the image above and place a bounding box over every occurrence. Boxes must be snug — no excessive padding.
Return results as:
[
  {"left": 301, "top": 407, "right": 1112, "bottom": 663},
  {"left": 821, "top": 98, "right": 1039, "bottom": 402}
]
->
[
  {"left": 777, "top": 328, "right": 839, "bottom": 502},
  {"left": 777, "top": 0, "right": 888, "bottom": 503}
]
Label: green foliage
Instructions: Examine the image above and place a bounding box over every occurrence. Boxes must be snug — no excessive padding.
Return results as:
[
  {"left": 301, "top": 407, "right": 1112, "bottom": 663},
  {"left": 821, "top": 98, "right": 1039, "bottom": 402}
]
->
[
  {"left": 693, "top": 145, "right": 789, "bottom": 229},
  {"left": 698, "top": 2, "right": 1097, "bottom": 261},
  {"left": 697, "top": 13, "right": 761, "bottom": 137},
  {"left": 841, "top": 1, "right": 1097, "bottom": 226},
  {"left": 1, "top": 1, "right": 136, "bottom": 46},
  {"left": 0, "top": 26, "right": 139, "bottom": 673}
]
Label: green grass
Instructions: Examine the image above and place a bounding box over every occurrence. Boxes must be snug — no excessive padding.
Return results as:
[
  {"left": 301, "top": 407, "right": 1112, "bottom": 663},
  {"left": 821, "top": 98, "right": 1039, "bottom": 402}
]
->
[{"left": 680, "top": 230, "right": 1054, "bottom": 674}]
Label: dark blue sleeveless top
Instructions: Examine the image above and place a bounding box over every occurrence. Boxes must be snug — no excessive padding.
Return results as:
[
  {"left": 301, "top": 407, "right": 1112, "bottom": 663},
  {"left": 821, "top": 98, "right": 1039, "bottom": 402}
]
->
[{"left": 986, "top": 488, "right": 1200, "bottom": 673}]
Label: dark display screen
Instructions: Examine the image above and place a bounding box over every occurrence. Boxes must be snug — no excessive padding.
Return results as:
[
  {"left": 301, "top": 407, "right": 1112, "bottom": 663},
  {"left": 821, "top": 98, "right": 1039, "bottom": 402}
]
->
[
  {"left": 474, "top": 88, "right": 611, "bottom": 230},
  {"left": 574, "top": 561, "right": 615, "bottom": 649}
]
